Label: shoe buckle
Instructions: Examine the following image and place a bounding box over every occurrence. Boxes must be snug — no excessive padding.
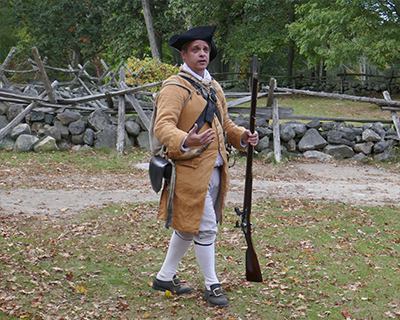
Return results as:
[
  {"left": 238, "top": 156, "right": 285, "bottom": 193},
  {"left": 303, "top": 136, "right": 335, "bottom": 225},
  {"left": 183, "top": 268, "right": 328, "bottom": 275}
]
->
[
  {"left": 172, "top": 277, "right": 180, "bottom": 287},
  {"left": 212, "top": 287, "right": 223, "bottom": 297}
]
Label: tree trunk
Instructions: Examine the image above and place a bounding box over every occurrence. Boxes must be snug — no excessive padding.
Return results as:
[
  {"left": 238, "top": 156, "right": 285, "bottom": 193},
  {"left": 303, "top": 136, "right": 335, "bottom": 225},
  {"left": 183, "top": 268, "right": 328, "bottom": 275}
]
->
[
  {"left": 321, "top": 61, "right": 327, "bottom": 83},
  {"left": 72, "top": 45, "right": 84, "bottom": 67},
  {"left": 141, "top": 0, "right": 161, "bottom": 59},
  {"left": 286, "top": 41, "right": 295, "bottom": 85},
  {"left": 172, "top": 49, "right": 181, "bottom": 66},
  {"left": 285, "top": 2, "right": 296, "bottom": 86},
  {"left": 156, "top": 32, "right": 163, "bottom": 59}
]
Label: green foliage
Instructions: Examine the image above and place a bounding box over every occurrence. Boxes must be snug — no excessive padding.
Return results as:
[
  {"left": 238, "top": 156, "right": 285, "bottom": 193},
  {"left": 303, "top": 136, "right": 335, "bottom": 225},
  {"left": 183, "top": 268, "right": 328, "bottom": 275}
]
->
[
  {"left": 125, "top": 57, "right": 179, "bottom": 90},
  {"left": 223, "top": 1, "right": 290, "bottom": 59},
  {"left": 5, "top": 0, "right": 400, "bottom": 80},
  {"left": 288, "top": 0, "right": 400, "bottom": 70},
  {"left": 7, "top": 0, "right": 110, "bottom": 66},
  {"left": 101, "top": 0, "right": 149, "bottom": 61},
  {"left": 165, "top": 0, "right": 301, "bottom": 76},
  {"left": 0, "top": 6, "right": 17, "bottom": 62}
]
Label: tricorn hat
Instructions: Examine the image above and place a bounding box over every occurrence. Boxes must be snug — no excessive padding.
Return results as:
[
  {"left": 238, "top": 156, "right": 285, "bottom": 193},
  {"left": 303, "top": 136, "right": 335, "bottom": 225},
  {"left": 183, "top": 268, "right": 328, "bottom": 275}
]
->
[{"left": 168, "top": 25, "right": 218, "bottom": 61}]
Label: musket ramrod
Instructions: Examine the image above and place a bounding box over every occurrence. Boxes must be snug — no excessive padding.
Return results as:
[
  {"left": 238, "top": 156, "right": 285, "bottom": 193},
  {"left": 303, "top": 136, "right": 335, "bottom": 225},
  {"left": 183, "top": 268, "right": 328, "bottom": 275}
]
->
[{"left": 234, "top": 55, "right": 263, "bottom": 282}]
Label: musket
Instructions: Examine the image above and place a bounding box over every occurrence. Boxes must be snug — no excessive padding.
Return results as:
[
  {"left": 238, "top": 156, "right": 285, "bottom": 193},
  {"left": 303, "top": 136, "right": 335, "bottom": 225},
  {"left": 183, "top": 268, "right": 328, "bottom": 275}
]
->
[{"left": 234, "top": 55, "right": 263, "bottom": 283}]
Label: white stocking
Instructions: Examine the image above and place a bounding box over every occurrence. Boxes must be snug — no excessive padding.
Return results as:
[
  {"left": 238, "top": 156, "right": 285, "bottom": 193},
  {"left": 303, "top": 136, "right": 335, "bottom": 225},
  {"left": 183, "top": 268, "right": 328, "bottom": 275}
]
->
[
  {"left": 194, "top": 242, "right": 219, "bottom": 290},
  {"left": 157, "top": 231, "right": 192, "bottom": 281}
]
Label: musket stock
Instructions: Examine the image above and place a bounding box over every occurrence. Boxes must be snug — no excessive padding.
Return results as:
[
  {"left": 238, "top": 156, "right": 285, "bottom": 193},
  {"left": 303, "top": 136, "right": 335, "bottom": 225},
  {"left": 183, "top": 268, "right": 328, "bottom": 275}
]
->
[{"left": 234, "top": 55, "right": 263, "bottom": 283}]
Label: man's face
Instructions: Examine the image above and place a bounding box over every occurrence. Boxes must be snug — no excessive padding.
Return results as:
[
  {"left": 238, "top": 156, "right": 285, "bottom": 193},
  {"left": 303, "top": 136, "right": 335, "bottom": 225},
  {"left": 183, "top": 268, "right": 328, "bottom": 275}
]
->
[{"left": 181, "top": 40, "right": 210, "bottom": 77}]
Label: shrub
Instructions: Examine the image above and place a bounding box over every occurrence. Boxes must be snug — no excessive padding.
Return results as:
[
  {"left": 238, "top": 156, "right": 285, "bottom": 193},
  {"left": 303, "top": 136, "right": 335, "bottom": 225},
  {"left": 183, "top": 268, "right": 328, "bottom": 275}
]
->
[{"left": 125, "top": 57, "right": 179, "bottom": 91}]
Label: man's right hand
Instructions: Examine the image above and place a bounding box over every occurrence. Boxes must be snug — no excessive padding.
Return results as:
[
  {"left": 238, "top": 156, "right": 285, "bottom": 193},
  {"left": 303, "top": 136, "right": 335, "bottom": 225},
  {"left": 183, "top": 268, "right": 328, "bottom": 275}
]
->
[{"left": 183, "top": 123, "right": 216, "bottom": 148}]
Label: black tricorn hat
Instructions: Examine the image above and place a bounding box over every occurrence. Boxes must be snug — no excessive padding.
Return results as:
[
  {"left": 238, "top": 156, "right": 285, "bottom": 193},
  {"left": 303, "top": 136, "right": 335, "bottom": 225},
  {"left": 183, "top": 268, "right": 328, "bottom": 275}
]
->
[{"left": 168, "top": 25, "right": 218, "bottom": 61}]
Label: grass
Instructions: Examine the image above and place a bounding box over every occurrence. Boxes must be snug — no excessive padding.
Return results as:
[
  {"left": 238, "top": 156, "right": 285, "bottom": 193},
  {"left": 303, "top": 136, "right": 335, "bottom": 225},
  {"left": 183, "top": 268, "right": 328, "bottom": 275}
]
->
[
  {"left": 0, "top": 148, "right": 147, "bottom": 173},
  {"left": 277, "top": 95, "right": 392, "bottom": 120},
  {"left": 0, "top": 94, "right": 399, "bottom": 319},
  {"left": 230, "top": 95, "right": 393, "bottom": 123},
  {"left": 1, "top": 199, "right": 400, "bottom": 319}
]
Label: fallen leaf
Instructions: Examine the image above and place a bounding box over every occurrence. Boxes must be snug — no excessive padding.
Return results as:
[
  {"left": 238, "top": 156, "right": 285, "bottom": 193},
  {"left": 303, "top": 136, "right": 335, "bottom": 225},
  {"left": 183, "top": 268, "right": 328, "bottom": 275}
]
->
[
  {"left": 296, "top": 305, "right": 307, "bottom": 311},
  {"left": 65, "top": 272, "right": 74, "bottom": 280},
  {"left": 341, "top": 308, "right": 352, "bottom": 318},
  {"left": 76, "top": 285, "right": 88, "bottom": 295},
  {"left": 20, "top": 289, "right": 35, "bottom": 295},
  {"left": 53, "top": 267, "right": 63, "bottom": 272}
]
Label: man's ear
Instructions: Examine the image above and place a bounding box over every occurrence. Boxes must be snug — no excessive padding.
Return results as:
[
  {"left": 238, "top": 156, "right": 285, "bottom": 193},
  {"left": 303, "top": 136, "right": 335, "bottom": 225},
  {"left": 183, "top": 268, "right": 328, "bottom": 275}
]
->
[{"left": 180, "top": 50, "right": 186, "bottom": 61}]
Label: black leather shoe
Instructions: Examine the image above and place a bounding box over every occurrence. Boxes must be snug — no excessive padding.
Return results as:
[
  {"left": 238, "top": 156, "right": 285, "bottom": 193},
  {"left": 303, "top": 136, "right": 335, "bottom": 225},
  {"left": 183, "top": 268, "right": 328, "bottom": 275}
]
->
[
  {"left": 152, "top": 275, "right": 193, "bottom": 295},
  {"left": 204, "top": 284, "right": 228, "bottom": 307}
]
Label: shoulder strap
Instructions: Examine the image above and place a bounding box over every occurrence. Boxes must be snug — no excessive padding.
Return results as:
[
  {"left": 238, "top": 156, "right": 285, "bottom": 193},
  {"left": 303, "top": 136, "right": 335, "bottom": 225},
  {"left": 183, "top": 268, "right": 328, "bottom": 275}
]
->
[
  {"left": 178, "top": 74, "right": 223, "bottom": 128},
  {"left": 150, "top": 81, "right": 194, "bottom": 156},
  {"left": 161, "top": 81, "right": 194, "bottom": 109}
]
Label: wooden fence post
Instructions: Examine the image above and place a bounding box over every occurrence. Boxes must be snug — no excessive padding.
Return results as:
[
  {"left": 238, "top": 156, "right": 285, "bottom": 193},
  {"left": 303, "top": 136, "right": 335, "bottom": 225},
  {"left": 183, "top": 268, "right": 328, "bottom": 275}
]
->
[
  {"left": 32, "top": 47, "right": 57, "bottom": 104},
  {"left": 267, "top": 78, "right": 281, "bottom": 163},
  {"left": 383, "top": 91, "right": 400, "bottom": 140},
  {"left": 0, "top": 47, "right": 16, "bottom": 78},
  {"left": 272, "top": 97, "right": 281, "bottom": 163},
  {"left": 100, "top": 59, "right": 150, "bottom": 130},
  {"left": 0, "top": 47, "right": 16, "bottom": 88},
  {"left": 117, "top": 68, "right": 126, "bottom": 155}
]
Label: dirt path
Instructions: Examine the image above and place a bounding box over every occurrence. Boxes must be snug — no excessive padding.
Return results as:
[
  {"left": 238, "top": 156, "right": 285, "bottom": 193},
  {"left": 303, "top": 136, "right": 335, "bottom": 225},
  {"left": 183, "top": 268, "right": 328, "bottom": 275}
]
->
[{"left": 1, "top": 160, "right": 400, "bottom": 219}]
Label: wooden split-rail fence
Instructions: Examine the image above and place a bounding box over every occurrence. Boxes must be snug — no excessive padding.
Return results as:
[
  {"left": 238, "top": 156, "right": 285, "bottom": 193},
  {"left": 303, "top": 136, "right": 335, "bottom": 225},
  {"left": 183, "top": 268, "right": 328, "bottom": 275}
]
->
[{"left": 1, "top": 47, "right": 400, "bottom": 160}]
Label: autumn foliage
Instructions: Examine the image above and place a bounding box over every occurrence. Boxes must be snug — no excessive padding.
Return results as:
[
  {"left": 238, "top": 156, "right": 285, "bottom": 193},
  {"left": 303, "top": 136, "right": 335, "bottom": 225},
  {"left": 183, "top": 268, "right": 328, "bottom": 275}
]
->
[{"left": 125, "top": 57, "right": 179, "bottom": 91}]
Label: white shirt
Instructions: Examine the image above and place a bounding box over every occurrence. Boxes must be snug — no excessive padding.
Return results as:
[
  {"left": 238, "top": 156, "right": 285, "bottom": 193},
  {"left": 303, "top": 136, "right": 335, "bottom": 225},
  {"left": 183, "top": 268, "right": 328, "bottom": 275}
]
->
[{"left": 182, "top": 63, "right": 212, "bottom": 83}]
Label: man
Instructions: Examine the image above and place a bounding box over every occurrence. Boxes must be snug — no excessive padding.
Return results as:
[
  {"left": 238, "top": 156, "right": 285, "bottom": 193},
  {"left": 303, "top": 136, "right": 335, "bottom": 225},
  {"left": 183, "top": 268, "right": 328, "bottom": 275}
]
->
[{"left": 152, "top": 25, "right": 258, "bottom": 307}]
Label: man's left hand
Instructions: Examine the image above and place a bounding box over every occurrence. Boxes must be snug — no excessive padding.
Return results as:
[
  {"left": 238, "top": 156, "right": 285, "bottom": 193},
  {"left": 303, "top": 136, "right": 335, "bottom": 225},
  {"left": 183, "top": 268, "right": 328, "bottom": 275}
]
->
[{"left": 241, "top": 130, "right": 259, "bottom": 147}]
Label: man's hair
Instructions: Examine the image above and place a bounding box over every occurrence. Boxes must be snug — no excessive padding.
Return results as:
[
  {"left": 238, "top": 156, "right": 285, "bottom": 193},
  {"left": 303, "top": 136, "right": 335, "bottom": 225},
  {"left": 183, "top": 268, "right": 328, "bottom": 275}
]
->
[{"left": 181, "top": 43, "right": 189, "bottom": 53}]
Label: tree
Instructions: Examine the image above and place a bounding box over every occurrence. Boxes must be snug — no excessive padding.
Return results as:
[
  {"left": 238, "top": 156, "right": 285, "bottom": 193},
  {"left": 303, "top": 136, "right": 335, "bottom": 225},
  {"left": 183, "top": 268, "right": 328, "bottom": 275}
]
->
[
  {"left": 286, "top": 1, "right": 296, "bottom": 83},
  {"left": 0, "top": 5, "right": 17, "bottom": 62},
  {"left": 288, "top": 0, "right": 400, "bottom": 70},
  {"left": 103, "top": 0, "right": 172, "bottom": 62},
  {"left": 141, "top": 0, "right": 161, "bottom": 59},
  {"left": 165, "top": 0, "right": 303, "bottom": 78},
  {"left": 8, "top": 0, "right": 109, "bottom": 67},
  {"left": 141, "top": 0, "right": 311, "bottom": 80},
  {"left": 3, "top": 0, "right": 310, "bottom": 81}
]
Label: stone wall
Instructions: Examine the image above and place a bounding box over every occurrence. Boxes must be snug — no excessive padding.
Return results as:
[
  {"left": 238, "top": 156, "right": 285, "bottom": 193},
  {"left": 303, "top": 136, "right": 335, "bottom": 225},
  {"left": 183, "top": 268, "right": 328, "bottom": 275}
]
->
[
  {"left": 251, "top": 118, "right": 399, "bottom": 162},
  {"left": 288, "top": 80, "right": 399, "bottom": 96},
  {"left": 1, "top": 100, "right": 398, "bottom": 162},
  {"left": 0, "top": 101, "right": 151, "bottom": 153},
  {"left": 221, "top": 79, "right": 400, "bottom": 97}
]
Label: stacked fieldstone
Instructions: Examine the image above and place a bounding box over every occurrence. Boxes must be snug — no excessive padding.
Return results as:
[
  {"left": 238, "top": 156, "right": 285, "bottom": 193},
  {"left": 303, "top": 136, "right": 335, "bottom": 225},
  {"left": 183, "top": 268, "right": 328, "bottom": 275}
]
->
[
  {"left": 0, "top": 98, "right": 399, "bottom": 162},
  {"left": 0, "top": 100, "right": 151, "bottom": 153},
  {"left": 251, "top": 120, "right": 399, "bottom": 162}
]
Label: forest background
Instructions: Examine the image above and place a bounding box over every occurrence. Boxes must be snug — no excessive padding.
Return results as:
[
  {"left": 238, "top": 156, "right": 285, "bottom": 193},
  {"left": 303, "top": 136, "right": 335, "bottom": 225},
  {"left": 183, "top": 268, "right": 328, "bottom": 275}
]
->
[{"left": 1, "top": 0, "right": 400, "bottom": 87}]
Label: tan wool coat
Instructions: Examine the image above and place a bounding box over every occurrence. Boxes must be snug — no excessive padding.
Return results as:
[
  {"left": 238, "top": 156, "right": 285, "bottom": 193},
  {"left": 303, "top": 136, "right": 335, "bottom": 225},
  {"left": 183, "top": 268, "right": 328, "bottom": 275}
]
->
[{"left": 154, "top": 71, "right": 246, "bottom": 234}]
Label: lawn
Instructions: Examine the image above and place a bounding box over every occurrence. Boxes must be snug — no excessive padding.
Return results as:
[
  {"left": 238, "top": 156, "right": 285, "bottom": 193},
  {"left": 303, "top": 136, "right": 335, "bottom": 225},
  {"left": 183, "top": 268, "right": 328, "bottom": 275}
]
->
[
  {"left": 1, "top": 198, "right": 399, "bottom": 319},
  {"left": 1, "top": 94, "right": 399, "bottom": 319},
  {"left": 230, "top": 94, "right": 394, "bottom": 123}
]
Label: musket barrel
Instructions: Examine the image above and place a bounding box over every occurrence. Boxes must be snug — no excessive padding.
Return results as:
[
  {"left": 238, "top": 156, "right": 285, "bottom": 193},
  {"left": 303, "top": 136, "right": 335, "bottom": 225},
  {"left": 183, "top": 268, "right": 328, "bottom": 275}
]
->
[{"left": 237, "top": 54, "right": 263, "bottom": 282}]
